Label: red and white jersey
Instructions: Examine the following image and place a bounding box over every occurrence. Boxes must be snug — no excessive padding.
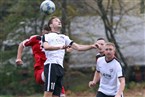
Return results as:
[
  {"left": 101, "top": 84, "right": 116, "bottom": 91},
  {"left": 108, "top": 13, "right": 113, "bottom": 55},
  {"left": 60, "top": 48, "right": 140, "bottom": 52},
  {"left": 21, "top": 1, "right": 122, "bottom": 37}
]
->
[{"left": 22, "top": 35, "right": 46, "bottom": 68}]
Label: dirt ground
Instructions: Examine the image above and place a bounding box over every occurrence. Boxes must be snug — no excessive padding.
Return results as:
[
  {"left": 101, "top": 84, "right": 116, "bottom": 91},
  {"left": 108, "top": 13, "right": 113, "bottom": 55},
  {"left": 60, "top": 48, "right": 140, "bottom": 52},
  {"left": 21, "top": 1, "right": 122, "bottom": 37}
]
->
[
  {"left": 2, "top": 87, "right": 144, "bottom": 97},
  {"left": 65, "top": 88, "right": 145, "bottom": 97}
]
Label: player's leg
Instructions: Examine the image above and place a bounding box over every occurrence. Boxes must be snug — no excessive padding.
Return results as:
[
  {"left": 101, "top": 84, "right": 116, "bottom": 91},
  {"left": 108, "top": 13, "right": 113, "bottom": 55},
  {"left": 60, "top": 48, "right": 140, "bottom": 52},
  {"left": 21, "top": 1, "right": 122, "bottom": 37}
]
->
[
  {"left": 44, "top": 91, "right": 53, "bottom": 97},
  {"left": 96, "top": 91, "right": 107, "bottom": 97},
  {"left": 44, "top": 63, "right": 65, "bottom": 97},
  {"left": 34, "top": 59, "right": 45, "bottom": 84},
  {"left": 34, "top": 66, "right": 66, "bottom": 97},
  {"left": 60, "top": 86, "right": 66, "bottom": 97},
  {"left": 44, "top": 63, "right": 56, "bottom": 97},
  {"left": 52, "top": 64, "right": 64, "bottom": 97},
  {"left": 34, "top": 67, "right": 44, "bottom": 84}
]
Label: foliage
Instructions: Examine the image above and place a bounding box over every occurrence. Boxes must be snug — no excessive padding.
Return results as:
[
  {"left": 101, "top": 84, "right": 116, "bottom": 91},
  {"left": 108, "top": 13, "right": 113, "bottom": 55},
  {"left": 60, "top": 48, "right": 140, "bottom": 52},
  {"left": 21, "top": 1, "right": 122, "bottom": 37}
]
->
[
  {"left": 63, "top": 68, "right": 99, "bottom": 93},
  {"left": 126, "top": 81, "right": 145, "bottom": 90},
  {"left": 0, "top": 62, "right": 43, "bottom": 95},
  {"left": 0, "top": 0, "right": 144, "bottom": 96}
]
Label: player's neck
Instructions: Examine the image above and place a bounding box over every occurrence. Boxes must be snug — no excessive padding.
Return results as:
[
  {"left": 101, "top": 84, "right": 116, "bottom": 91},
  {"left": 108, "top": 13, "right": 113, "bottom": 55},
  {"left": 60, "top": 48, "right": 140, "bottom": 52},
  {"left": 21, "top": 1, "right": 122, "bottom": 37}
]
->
[
  {"left": 100, "top": 52, "right": 105, "bottom": 56},
  {"left": 51, "top": 28, "right": 61, "bottom": 34},
  {"left": 105, "top": 55, "right": 115, "bottom": 61}
]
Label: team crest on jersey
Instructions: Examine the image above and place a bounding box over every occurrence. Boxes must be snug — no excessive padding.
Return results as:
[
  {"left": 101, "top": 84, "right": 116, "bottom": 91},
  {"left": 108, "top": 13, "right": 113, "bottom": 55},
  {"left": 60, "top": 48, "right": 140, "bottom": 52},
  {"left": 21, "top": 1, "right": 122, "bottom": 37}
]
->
[
  {"left": 60, "top": 36, "right": 65, "bottom": 39},
  {"left": 102, "top": 73, "right": 111, "bottom": 79},
  {"left": 109, "top": 69, "right": 113, "bottom": 73}
]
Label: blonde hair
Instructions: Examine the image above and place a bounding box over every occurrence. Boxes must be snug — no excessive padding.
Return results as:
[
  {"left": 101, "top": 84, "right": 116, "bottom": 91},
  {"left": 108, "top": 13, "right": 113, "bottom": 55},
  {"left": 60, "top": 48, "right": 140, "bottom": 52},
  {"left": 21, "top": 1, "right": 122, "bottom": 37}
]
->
[{"left": 105, "top": 42, "right": 116, "bottom": 50}]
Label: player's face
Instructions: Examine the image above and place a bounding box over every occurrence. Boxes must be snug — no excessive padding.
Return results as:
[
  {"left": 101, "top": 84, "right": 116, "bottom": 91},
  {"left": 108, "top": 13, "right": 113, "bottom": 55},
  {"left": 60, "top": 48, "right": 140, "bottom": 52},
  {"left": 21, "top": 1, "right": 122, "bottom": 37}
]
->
[
  {"left": 96, "top": 40, "right": 106, "bottom": 53},
  {"left": 104, "top": 45, "right": 115, "bottom": 59},
  {"left": 51, "top": 18, "right": 62, "bottom": 29}
]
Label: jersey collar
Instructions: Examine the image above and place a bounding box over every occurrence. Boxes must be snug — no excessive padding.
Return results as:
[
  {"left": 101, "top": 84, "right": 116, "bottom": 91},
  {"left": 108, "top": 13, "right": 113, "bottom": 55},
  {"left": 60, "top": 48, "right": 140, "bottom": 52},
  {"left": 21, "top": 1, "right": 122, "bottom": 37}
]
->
[{"left": 105, "top": 57, "right": 115, "bottom": 63}]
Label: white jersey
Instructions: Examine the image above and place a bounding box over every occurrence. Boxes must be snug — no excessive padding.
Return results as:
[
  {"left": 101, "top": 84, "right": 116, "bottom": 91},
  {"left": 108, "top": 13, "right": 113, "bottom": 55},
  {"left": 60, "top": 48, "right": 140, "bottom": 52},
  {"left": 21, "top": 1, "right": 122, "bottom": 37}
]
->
[
  {"left": 43, "top": 33, "right": 73, "bottom": 67},
  {"left": 96, "top": 56, "right": 124, "bottom": 96}
]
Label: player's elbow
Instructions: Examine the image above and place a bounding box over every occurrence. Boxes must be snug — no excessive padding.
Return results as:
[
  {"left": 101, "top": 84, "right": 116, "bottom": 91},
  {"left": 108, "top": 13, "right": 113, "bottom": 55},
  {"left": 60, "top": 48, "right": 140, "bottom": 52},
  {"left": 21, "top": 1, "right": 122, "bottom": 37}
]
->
[{"left": 72, "top": 44, "right": 83, "bottom": 51}]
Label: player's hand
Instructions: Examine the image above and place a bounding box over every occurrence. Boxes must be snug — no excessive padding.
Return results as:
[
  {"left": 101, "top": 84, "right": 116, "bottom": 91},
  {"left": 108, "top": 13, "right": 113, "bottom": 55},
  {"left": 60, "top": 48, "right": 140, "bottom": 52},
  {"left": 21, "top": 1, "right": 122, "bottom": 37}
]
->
[
  {"left": 95, "top": 43, "right": 101, "bottom": 49},
  {"left": 15, "top": 59, "right": 23, "bottom": 66},
  {"left": 89, "top": 81, "right": 96, "bottom": 88},
  {"left": 90, "top": 43, "right": 100, "bottom": 49},
  {"left": 66, "top": 48, "right": 73, "bottom": 52}
]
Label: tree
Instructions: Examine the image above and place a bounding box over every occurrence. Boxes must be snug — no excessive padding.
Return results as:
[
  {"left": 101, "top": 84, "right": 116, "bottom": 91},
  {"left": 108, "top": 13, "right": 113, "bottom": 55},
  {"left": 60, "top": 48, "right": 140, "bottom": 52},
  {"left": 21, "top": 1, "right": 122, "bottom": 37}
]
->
[
  {"left": 140, "top": 0, "right": 145, "bottom": 13},
  {"left": 83, "top": 0, "right": 144, "bottom": 82},
  {"left": 0, "top": 0, "right": 48, "bottom": 94}
]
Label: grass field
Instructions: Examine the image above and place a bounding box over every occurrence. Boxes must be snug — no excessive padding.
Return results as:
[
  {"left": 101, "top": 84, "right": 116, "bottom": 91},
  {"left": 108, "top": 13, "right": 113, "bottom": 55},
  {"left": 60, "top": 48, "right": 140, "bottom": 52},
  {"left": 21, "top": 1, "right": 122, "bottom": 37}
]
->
[
  {"left": 0, "top": 83, "right": 145, "bottom": 97},
  {"left": 0, "top": 89, "right": 145, "bottom": 97}
]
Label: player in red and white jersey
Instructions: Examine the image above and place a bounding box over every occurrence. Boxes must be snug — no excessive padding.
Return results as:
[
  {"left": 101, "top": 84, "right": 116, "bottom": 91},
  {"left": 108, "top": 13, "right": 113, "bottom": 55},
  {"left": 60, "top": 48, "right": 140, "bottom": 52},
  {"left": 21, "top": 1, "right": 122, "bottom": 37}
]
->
[
  {"left": 15, "top": 25, "right": 66, "bottom": 97},
  {"left": 16, "top": 25, "right": 48, "bottom": 84}
]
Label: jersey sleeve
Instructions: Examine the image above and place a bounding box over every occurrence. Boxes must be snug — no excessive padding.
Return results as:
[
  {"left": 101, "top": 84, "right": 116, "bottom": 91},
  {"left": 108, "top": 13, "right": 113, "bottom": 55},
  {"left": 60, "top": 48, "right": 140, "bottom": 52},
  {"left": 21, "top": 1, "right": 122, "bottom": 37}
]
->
[
  {"left": 66, "top": 36, "right": 73, "bottom": 45},
  {"left": 64, "top": 35, "right": 73, "bottom": 46},
  {"left": 42, "top": 34, "right": 49, "bottom": 42},
  {"left": 22, "top": 35, "right": 36, "bottom": 47},
  {"left": 116, "top": 62, "right": 124, "bottom": 78}
]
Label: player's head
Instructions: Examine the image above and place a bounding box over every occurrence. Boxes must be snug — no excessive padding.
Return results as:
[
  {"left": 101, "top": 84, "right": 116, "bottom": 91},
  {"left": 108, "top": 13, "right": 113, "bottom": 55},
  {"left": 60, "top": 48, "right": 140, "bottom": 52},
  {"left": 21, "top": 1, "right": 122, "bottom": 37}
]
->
[
  {"left": 47, "top": 16, "right": 62, "bottom": 32},
  {"left": 104, "top": 42, "right": 116, "bottom": 59},
  {"left": 96, "top": 38, "right": 106, "bottom": 54},
  {"left": 41, "top": 24, "right": 49, "bottom": 35}
]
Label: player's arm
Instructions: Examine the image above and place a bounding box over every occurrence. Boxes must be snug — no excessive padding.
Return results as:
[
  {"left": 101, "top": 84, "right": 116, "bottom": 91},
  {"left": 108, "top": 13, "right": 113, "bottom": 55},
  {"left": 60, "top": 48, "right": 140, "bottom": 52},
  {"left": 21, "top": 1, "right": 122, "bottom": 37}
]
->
[
  {"left": 16, "top": 42, "right": 24, "bottom": 65},
  {"left": 66, "top": 47, "right": 73, "bottom": 52},
  {"left": 89, "top": 71, "right": 100, "bottom": 88},
  {"left": 71, "top": 42, "right": 99, "bottom": 51},
  {"left": 115, "top": 77, "right": 125, "bottom": 97},
  {"left": 43, "top": 42, "right": 68, "bottom": 50}
]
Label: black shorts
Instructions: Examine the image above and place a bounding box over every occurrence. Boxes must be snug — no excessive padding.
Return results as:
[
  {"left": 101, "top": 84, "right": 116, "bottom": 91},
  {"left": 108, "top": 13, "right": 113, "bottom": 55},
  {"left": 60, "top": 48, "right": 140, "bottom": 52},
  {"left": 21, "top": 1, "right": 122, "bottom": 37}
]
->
[
  {"left": 44, "top": 63, "right": 64, "bottom": 96},
  {"left": 97, "top": 91, "right": 123, "bottom": 97}
]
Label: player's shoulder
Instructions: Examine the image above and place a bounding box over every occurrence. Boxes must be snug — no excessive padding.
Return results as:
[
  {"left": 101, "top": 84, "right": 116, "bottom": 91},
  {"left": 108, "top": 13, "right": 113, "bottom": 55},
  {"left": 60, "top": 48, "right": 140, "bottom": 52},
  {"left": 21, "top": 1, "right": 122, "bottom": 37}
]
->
[
  {"left": 45, "top": 33, "right": 56, "bottom": 37},
  {"left": 29, "top": 35, "right": 39, "bottom": 39},
  {"left": 59, "top": 33, "right": 65, "bottom": 36},
  {"left": 113, "top": 58, "right": 123, "bottom": 68},
  {"left": 59, "top": 34, "right": 69, "bottom": 39},
  {"left": 23, "top": 35, "right": 40, "bottom": 43},
  {"left": 113, "top": 57, "right": 121, "bottom": 64},
  {"left": 97, "top": 56, "right": 105, "bottom": 61}
]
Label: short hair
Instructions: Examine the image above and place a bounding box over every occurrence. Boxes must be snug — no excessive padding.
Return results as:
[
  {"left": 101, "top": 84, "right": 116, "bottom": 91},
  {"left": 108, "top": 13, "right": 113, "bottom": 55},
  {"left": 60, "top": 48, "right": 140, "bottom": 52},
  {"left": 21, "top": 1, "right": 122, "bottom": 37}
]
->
[
  {"left": 105, "top": 42, "right": 116, "bottom": 50},
  {"left": 47, "top": 16, "right": 58, "bottom": 31},
  {"left": 43, "top": 24, "right": 49, "bottom": 31},
  {"left": 97, "top": 38, "right": 105, "bottom": 41}
]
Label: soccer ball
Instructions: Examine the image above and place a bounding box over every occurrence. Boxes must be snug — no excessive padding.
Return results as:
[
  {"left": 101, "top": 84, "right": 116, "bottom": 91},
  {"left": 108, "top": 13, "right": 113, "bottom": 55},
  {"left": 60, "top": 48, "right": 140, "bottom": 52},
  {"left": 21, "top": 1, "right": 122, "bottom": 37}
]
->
[{"left": 40, "top": 0, "right": 55, "bottom": 15}]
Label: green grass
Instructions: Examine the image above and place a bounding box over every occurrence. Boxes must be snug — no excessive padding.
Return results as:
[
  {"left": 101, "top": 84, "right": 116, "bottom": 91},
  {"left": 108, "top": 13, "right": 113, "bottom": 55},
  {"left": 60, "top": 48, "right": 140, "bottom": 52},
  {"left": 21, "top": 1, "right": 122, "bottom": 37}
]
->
[{"left": 0, "top": 94, "right": 42, "bottom": 97}]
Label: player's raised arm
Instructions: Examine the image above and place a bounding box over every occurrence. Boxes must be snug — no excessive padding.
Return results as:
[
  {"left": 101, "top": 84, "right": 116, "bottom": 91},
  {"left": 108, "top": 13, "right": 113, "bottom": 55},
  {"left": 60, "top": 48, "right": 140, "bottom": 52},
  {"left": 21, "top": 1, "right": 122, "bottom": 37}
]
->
[
  {"left": 43, "top": 42, "right": 69, "bottom": 51},
  {"left": 16, "top": 42, "right": 24, "bottom": 65},
  {"left": 70, "top": 42, "right": 99, "bottom": 51}
]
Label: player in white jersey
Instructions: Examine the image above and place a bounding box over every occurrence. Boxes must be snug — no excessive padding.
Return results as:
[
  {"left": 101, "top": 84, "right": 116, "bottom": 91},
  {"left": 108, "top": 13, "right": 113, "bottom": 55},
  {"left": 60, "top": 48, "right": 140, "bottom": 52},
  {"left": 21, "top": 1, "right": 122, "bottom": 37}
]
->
[
  {"left": 89, "top": 42, "right": 125, "bottom": 97},
  {"left": 43, "top": 16, "right": 99, "bottom": 97},
  {"left": 96, "top": 38, "right": 106, "bottom": 61},
  {"left": 91, "top": 38, "right": 106, "bottom": 82}
]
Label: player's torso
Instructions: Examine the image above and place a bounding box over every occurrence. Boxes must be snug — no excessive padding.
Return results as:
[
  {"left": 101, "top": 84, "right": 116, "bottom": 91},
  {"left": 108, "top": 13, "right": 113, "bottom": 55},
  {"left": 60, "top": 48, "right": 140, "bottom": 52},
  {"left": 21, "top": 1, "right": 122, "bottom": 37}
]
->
[
  {"left": 44, "top": 33, "right": 70, "bottom": 67},
  {"left": 98, "top": 57, "right": 118, "bottom": 81},
  {"left": 97, "top": 57, "right": 120, "bottom": 95},
  {"left": 24, "top": 35, "right": 46, "bottom": 60}
]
